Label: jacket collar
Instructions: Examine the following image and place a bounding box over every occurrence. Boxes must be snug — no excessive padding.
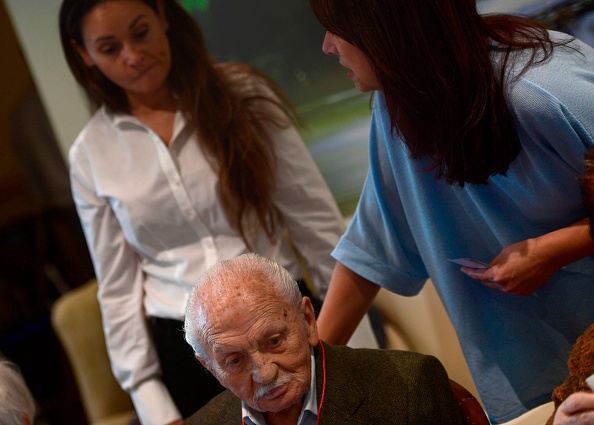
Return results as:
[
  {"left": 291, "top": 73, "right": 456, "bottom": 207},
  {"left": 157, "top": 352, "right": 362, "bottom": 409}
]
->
[{"left": 314, "top": 342, "right": 366, "bottom": 423}]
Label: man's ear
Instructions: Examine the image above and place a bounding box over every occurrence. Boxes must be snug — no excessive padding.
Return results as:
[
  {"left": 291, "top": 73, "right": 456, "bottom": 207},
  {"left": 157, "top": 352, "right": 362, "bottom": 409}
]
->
[
  {"left": 20, "top": 411, "right": 32, "bottom": 425},
  {"left": 196, "top": 355, "right": 211, "bottom": 372},
  {"left": 71, "top": 39, "right": 94, "bottom": 67},
  {"left": 301, "top": 297, "right": 319, "bottom": 347}
]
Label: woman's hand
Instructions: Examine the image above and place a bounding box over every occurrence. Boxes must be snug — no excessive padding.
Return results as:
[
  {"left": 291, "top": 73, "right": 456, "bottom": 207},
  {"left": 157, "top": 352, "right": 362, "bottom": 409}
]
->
[
  {"left": 460, "top": 219, "right": 594, "bottom": 296},
  {"left": 460, "top": 237, "right": 555, "bottom": 295}
]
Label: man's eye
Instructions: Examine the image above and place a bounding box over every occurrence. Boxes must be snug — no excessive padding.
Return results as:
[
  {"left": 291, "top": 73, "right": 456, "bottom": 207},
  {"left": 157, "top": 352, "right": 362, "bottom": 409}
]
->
[
  {"left": 226, "top": 356, "right": 242, "bottom": 367},
  {"left": 268, "top": 337, "right": 281, "bottom": 347}
]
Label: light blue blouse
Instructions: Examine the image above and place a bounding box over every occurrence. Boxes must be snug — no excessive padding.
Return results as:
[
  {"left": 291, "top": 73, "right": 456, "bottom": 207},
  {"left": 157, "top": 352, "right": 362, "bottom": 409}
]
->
[{"left": 334, "top": 33, "right": 594, "bottom": 423}]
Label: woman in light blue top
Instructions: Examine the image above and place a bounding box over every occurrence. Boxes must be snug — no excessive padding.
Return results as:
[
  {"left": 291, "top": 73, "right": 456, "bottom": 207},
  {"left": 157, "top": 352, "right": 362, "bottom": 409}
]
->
[{"left": 307, "top": 0, "right": 594, "bottom": 423}]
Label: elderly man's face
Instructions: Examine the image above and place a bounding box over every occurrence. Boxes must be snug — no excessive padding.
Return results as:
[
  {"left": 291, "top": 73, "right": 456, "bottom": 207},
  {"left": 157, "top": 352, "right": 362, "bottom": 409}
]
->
[{"left": 198, "top": 285, "right": 318, "bottom": 415}]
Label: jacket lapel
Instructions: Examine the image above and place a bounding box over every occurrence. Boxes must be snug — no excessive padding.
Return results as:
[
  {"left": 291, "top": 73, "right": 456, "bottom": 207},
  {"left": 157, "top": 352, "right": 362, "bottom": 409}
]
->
[{"left": 315, "top": 342, "right": 368, "bottom": 424}]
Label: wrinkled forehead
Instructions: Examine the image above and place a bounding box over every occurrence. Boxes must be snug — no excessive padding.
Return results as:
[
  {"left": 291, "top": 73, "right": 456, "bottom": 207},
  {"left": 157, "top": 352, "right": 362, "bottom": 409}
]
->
[
  {"left": 199, "top": 280, "right": 293, "bottom": 325},
  {"left": 207, "top": 290, "right": 293, "bottom": 329},
  {"left": 202, "top": 274, "right": 286, "bottom": 310},
  {"left": 201, "top": 279, "right": 268, "bottom": 314},
  {"left": 201, "top": 295, "right": 299, "bottom": 352}
]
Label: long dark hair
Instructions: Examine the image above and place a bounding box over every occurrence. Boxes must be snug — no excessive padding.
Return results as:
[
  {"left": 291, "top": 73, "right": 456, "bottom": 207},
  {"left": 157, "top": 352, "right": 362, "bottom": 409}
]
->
[
  {"left": 60, "top": 0, "right": 300, "bottom": 248},
  {"left": 308, "top": 0, "right": 575, "bottom": 186}
]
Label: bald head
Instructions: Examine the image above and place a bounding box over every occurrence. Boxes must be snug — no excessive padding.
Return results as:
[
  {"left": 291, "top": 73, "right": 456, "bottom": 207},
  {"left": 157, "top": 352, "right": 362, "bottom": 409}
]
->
[{"left": 184, "top": 253, "right": 304, "bottom": 361}]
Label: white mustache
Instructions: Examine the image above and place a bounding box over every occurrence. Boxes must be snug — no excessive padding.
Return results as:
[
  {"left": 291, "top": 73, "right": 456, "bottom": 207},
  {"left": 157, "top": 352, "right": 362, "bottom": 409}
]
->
[{"left": 253, "top": 374, "right": 304, "bottom": 402}]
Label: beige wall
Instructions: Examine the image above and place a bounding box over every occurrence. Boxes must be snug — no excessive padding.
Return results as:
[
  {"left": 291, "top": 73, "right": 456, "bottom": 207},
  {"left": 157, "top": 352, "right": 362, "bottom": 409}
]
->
[
  {"left": 3, "top": 0, "right": 90, "bottom": 159},
  {"left": 0, "top": 0, "right": 35, "bottom": 223}
]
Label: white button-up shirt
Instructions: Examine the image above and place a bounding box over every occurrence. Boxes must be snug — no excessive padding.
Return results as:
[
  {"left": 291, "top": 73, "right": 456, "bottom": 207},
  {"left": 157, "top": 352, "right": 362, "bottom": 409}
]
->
[{"left": 69, "top": 96, "right": 344, "bottom": 425}]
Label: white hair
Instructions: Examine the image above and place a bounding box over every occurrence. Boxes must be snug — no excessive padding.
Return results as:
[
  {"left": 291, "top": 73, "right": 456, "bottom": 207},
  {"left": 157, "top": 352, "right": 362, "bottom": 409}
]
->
[
  {"left": 0, "top": 359, "right": 35, "bottom": 425},
  {"left": 184, "top": 253, "right": 302, "bottom": 363}
]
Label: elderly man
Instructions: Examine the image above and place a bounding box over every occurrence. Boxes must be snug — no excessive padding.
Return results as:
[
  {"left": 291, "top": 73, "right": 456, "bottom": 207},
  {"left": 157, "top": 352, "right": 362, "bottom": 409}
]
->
[{"left": 183, "top": 253, "right": 465, "bottom": 425}]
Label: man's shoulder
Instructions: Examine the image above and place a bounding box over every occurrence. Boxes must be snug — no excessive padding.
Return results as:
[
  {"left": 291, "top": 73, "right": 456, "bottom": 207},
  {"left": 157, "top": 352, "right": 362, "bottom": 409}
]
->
[
  {"left": 183, "top": 390, "right": 241, "bottom": 425},
  {"left": 319, "top": 343, "right": 464, "bottom": 424},
  {"left": 323, "top": 343, "right": 455, "bottom": 393},
  {"left": 326, "top": 342, "right": 439, "bottom": 365}
]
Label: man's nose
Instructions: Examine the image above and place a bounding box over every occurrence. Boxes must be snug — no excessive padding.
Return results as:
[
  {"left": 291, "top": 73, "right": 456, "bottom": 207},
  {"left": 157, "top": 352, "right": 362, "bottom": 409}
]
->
[
  {"left": 251, "top": 355, "right": 278, "bottom": 384},
  {"left": 322, "top": 31, "right": 337, "bottom": 55}
]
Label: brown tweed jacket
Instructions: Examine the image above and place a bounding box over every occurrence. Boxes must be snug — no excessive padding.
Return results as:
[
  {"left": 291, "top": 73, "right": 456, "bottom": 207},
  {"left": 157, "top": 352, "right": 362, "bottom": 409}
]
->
[{"left": 183, "top": 341, "right": 464, "bottom": 425}]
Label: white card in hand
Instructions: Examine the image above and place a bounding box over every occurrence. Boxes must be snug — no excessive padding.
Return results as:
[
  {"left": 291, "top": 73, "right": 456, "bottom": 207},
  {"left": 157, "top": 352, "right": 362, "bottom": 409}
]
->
[{"left": 447, "top": 258, "right": 490, "bottom": 269}]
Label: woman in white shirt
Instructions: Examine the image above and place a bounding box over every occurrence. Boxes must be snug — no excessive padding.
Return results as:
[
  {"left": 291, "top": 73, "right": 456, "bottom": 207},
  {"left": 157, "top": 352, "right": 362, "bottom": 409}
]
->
[{"left": 59, "top": 1, "right": 345, "bottom": 424}]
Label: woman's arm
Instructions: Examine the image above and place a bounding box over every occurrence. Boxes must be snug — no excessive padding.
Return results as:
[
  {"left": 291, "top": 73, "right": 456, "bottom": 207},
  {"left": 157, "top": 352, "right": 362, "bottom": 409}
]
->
[
  {"left": 461, "top": 218, "right": 594, "bottom": 295},
  {"left": 317, "top": 262, "right": 380, "bottom": 344},
  {"left": 69, "top": 145, "right": 181, "bottom": 425}
]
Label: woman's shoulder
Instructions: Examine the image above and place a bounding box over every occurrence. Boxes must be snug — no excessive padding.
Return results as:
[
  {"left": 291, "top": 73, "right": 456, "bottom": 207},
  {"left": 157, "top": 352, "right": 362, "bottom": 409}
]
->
[
  {"left": 69, "top": 106, "right": 120, "bottom": 156},
  {"left": 521, "top": 31, "right": 593, "bottom": 80},
  {"left": 547, "top": 30, "right": 594, "bottom": 68},
  {"left": 508, "top": 34, "right": 594, "bottom": 117}
]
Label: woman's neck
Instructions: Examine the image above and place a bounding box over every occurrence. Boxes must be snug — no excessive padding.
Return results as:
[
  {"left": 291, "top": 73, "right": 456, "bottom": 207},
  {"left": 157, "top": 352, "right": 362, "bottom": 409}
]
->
[
  {"left": 127, "top": 85, "right": 177, "bottom": 116},
  {"left": 127, "top": 86, "right": 177, "bottom": 145}
]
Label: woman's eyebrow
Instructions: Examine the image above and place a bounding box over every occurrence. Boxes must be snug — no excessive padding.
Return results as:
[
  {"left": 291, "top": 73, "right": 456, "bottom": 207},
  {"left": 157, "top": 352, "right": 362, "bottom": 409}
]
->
[{"left": 92, "top": 14, "right": 147, "bottom": 44}]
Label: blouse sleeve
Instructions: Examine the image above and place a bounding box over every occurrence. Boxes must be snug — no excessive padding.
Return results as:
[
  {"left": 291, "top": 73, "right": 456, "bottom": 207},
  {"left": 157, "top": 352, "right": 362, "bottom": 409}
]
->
[
  {"left": 68, "top": 140, "right": 180, "bottom": 425},
  {"left": 266, "top": 121, "right": 345, "bottom": 298}
]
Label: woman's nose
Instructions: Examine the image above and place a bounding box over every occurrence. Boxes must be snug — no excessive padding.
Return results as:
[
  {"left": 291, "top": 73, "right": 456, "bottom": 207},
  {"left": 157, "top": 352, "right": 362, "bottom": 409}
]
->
[
  {"left": 123, "top": 43, "right": 144, "bottom": 66},
  {"left": 322, "top": 31, "right": 337, "bottom": 55}
]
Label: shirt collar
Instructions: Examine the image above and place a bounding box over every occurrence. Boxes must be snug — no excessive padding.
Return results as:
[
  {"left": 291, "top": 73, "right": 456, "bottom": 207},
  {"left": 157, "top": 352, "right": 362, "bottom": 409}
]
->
[
  {"left": 100, "top": 104, "right": 140, "bottom": 128},
  {"left": 101, "top": 104, "right": 187, "bottom": 142},
  {"left": 242, "top": 349, "right": 317, "bottom": 425}
]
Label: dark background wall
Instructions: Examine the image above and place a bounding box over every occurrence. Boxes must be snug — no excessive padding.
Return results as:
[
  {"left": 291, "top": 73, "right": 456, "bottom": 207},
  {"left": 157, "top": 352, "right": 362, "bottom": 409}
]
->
[{"left": 0, "top": 1, "right": 94, "bottom": 423}]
